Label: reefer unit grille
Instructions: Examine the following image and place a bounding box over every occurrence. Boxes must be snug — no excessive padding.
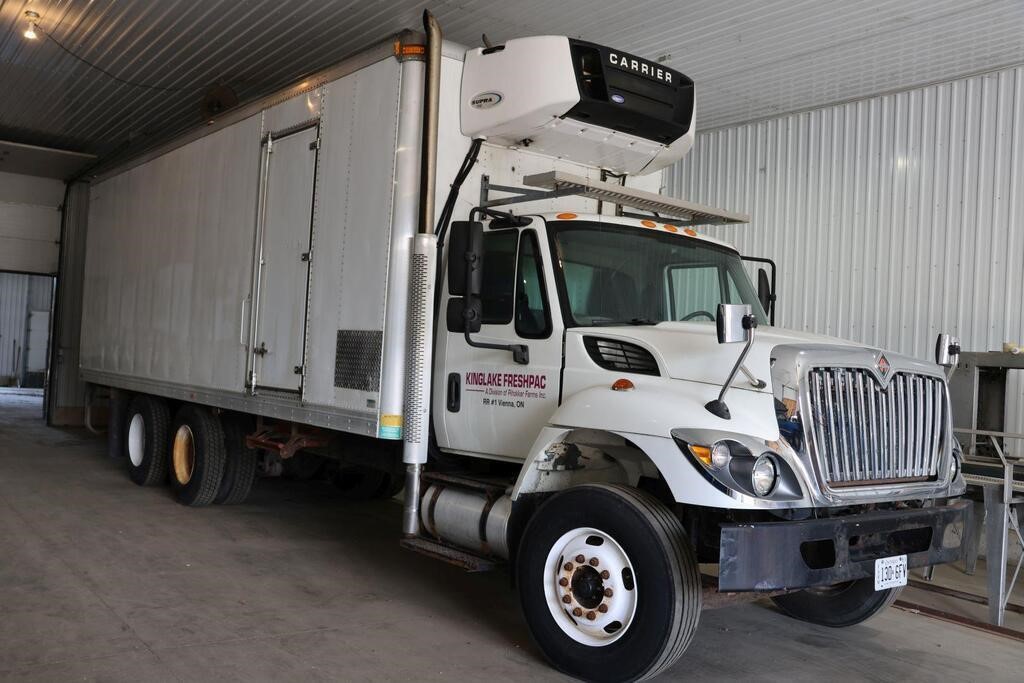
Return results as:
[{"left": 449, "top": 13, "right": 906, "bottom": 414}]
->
[{"left": 806, "top": 368, "right": 947, "bottom": 487}]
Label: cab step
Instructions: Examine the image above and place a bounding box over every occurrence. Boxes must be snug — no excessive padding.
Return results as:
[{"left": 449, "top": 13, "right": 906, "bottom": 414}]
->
[{"left": 400, "top": 536, "right": 499, "bottom": 572}]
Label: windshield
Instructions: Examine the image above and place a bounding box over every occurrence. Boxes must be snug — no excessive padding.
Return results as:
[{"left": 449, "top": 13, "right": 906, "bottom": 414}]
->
[{"left": 547, "top": 221, "right": 768, "bottom": 327}]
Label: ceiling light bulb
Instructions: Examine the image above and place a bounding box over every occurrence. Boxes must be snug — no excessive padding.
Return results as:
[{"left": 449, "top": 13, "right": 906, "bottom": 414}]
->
[{"left": 24, "top": 11, "right": 40, "bottom": 40}]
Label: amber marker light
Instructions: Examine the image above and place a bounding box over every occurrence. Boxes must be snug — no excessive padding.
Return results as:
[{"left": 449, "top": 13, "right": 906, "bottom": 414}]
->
[
  {"left": 663, "top": 224, "right": 678, "bottom": 232},
  {"left": 556, "top": 212, "right": 578, "bottom": 220},
  {"left": 688, "top": 444, "right": 712, "bottom": 466},
  {"left": 684, "top": 228, "right": 698, "bottom": 236},
  {"left": 611, "top": 378, "right": 635, "bottom": 392},
  {"left": 641, "top": 219, "right": 656, "bottom": 228}
]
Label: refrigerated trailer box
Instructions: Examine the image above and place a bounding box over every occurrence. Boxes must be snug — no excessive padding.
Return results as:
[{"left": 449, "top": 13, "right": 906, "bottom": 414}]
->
[
  {"left": 80, "top": 22, "right": 970, "bottom": 683},
  {"left": 81, "top": 36, "right": 662, "bottom": 438}
]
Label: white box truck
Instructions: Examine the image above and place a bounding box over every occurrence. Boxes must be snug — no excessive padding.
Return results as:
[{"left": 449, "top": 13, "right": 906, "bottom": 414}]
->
[{"left": 81, "top": 13, "right": 970, "bottom": 682}]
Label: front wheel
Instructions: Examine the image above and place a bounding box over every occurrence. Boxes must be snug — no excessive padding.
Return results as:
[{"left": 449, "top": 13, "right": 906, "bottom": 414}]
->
[
  {"left": 517, "top": 484, "right": 701, "bottom": 683},
  {"left": 771, "top": 579, "right": 901, "bottom": 627}
]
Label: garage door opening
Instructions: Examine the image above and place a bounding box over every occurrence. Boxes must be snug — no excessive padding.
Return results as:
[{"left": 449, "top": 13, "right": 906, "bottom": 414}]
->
[{"left": 0, "top": 271, "right": 55, "bottom": 418}]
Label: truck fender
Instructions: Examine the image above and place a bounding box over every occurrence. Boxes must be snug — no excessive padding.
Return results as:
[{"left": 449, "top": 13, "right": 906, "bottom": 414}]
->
[{"left": 510, "top": 384, "right": 747, "bottom": 508}]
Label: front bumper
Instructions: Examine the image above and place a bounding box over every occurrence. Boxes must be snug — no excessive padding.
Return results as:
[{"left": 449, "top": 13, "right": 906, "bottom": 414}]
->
[{"left": 717, "top": 499, "right": 971, "bottom": 592}]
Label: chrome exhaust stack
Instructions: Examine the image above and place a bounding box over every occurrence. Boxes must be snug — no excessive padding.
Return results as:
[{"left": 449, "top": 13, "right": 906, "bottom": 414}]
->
[{"left": 401, "top": 10, "right": 442, "bottom": 537}]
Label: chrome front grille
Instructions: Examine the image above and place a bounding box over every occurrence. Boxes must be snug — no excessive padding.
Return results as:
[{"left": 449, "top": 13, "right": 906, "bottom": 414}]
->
[{"left": 806, "top": 368, "right": 946, "bottom": 487}]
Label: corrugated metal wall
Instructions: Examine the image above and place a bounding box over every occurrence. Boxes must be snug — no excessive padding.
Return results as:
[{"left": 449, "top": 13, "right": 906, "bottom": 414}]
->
[{"left": 666, "top": 64, "right": 1024, "bottom": 449}]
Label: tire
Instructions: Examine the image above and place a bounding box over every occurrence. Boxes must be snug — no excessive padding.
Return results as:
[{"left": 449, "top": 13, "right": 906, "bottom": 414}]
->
[
  {"left": 331, "top": 465, "right": 388, "bottom": 501},
  {"left": 168, "top": 405, "right": 226, "bottom": 507},
  {"left": 517, "top": 484, "right": 701, "bottom": 683},
  {"left": 771, "top": 579, "right": 901, "bottom": 627},
  {"left": 215, "top": 414, "right": 258, "bottom": 505},
  {"left": 107, "top": 388, "right": 131, "bottom": 459},
  {"left": 124, "top": 395, "right": 171, "bottom": 486},
  {"left": 282, "top": 451, "right": 325, "bottom": 480}
]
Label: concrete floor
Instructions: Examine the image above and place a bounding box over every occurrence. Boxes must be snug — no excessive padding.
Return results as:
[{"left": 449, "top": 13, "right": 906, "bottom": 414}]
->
[{"left": 0, "top": 390, "right": 1020, "bottom": 682}]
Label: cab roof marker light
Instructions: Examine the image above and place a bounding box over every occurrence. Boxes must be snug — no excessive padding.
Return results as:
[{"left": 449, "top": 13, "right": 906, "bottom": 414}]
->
[{"left": 556, "top": 212, "right": 577, "bottom": 220}]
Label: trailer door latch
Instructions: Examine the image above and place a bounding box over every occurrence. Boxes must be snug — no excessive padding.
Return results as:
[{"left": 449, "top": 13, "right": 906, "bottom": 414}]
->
[
  {"left": 254, "top": 342, "right": 268, "bottom": 356},
  {"left": 294, "top": 365, "right": 303, "bottom": 375},
  {"left": 301, "top": 252, "right": 311, "bottom": 262}
]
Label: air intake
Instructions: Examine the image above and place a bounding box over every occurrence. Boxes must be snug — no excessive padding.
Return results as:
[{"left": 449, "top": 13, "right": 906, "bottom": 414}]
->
[{"left": 583, "top": 337, "right": 659, "bottom": 376}]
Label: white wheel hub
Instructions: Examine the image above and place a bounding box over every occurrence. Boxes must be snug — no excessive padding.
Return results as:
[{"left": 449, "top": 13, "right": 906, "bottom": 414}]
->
[
  {"left": 543, "top": 527, "right": 638, "bottom": 646},
  {"left": 127, "top": 413, "right": 145, "bottom": 466}
]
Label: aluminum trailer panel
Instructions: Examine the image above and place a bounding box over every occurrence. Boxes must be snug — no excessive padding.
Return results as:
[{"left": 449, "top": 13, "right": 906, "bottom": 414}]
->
[{"left": 81, "top": 53, "right": 411, "bottom": 437}]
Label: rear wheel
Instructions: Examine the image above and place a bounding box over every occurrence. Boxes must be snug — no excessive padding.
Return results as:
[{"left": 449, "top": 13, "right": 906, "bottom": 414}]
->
[
  {"left": 216, "top": 414, "right": 258, "bottom": 505},
  {"left": 771, "top": 579, "right": 901, "bottom": 627},
  {"left": 169, "top": 405, "right": 226, "bottom": 507},
  {"left": 331, "top": 465, "right": 388, "bottom": 501},
  {"left": 517, "top": 484, "right": 701, "bottom": 683},
  {"left": 124, "top": 395, "right": 170, "bottom": 486}
]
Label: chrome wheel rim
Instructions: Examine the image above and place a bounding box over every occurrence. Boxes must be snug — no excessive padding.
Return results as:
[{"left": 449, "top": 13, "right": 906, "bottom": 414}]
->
[
  {"left": 542, "top": 526, "right": 638, "bottom": 646},
  {"left": 127, "top": 413, "right": 145, "bottom": 466}
]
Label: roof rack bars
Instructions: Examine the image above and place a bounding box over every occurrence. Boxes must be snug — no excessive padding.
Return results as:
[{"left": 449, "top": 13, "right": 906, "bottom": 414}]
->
[{"left": 479, "top": 170, "right": 749, "bottom": 226}]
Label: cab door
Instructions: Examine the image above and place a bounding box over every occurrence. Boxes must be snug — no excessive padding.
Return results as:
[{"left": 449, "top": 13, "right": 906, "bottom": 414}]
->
[{"left": 434, "top": 224, "right": 563, "bottom": 460}]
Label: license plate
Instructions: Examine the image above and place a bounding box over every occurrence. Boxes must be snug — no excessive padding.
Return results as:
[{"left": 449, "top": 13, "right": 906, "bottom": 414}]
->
[{"left": 874, "top": 554, "right": 908, "bottom": 591}]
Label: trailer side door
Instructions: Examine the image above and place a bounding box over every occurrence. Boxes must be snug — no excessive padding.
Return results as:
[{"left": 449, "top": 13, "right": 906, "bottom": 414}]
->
[{"left": 249, "top": 125, "right": 319, "bottom": 393}]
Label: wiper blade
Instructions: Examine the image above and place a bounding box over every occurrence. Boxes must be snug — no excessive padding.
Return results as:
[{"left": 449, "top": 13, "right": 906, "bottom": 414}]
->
[{"left": 590, "top": 318, "right": 659, "bottom": 326}]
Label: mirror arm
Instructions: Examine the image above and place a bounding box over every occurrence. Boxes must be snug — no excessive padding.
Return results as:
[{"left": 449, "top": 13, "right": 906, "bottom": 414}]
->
[
  {"left": 463, "top": 329, "right": 529, "bottom": 365},
  {"left": 706, "top": 315, "right": 757, "bottom": 419},
  {"left": 739, "top": 363, "right": 767, "bottom": 389}
]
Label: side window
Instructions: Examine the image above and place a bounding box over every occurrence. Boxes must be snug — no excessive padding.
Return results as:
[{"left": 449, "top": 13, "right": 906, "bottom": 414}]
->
[
  {"left": 515, "top": 231, "right": 551, "bottom": 338},
  {"left": 667, "top": 265, "right": 720, "bottom": 320},
  {"left": 480, "top": 231, "right": 518, "bottom": 324}
]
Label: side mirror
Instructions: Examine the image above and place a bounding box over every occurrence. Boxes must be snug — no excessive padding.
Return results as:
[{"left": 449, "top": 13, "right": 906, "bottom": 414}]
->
[
  {"left": 446, "top": 296, "right": 482, "bottom": 334},
  {"left": 757, "top": 268, "right": 772, "bottom": 319},
  {"left": 716, "top": 304, "right": 753, "bottom": 344},
  {"left": 448, "top": 221, "right": 483, "bottom": 296},
  {"left": 935, "top": 333, "right": 961, "bottom": 367}
]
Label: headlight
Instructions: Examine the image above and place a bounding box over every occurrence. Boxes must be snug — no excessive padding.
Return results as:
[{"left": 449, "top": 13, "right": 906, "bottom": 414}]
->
[
  {"left": 710, "top": 441, "right": 731, "bottom": 469},
  {"left": 751, "top": 454, "right": 778, "bottom": 496}
]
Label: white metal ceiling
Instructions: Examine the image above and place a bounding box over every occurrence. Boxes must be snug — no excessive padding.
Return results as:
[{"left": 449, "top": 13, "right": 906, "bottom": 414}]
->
[{"left": 1, "top": 0, "right": 1022, "bottom": 170}]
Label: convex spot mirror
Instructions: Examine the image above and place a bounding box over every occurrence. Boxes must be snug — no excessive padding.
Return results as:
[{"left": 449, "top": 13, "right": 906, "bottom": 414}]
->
[
  {"left": 716, "top": 303, "right": 753, "bottom": 344},
  {"left": 935, "top": 333, "right": 961, "bottom": 367},
  {"left": 757, "top": 268, "right": 771, "bottom": 317},
  {"left": 447, "top": 221, "right": 484, "bottom": 334}
]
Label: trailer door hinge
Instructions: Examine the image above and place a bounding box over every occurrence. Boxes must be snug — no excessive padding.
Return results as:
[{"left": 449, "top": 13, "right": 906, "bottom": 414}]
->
[
  {"left": 300, "top": 251, "right": 311, "bottom": 262},
  {"left": 309, "top": 138, "right": 320, "bottom": 151},
  {"left": 294, "top": 365, "right": 304, "bottom": 375}
]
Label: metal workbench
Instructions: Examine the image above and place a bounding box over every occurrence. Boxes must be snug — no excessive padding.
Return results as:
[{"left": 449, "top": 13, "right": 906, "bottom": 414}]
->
[{"left": 949, "top": 352, "right": 1024, "bottom": 626}]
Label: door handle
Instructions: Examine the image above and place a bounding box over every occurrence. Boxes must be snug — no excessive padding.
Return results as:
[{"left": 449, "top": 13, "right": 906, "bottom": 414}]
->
[
  {"left": 239, "top": 298, "right": 249, "bottom": 347},
  {"left": 446, "top": 372, "right": 461, "bottom": 412}
]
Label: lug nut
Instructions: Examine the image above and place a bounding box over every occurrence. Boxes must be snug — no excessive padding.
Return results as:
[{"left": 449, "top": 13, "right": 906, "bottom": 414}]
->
[
  {"left": 600, "top": 570, "right": 610, "bottom": 580},
  {"left": 598, "top": 604, "right": 608, "bottom": 613},
  {"left": 558, "top": 577, "right": 569, "bottom": 587},
  {"left": 572, "top": 607, "right": 583, "bottom": 617},
  {"left": 562, "top": 595, "right": 571, "bottom": 604},
  {"left": 575, "top": 554, "right": 586, "bottom": 564},
  {"left": 563, "top": 562, "right": 573, "bottom": 571},
  {"left": 604, "top": 588, "right": 613, "bottom": 597},
  {"left": 589, "top": 557, "right": 599, "bottom": 567},
  {"left": 586, "top": 611, "right": 596, "bottom": 621}
]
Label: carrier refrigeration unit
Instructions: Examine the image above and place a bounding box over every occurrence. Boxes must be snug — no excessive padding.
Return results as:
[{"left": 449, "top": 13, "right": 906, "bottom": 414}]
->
[{"left": 81, "top": 13, "right": 968, "bottom": 682}]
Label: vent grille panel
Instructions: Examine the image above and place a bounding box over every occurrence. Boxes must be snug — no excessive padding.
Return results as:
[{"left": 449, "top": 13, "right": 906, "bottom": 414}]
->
[{"left": 583, "top": 337, "right": 659, "bottom": 376}]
